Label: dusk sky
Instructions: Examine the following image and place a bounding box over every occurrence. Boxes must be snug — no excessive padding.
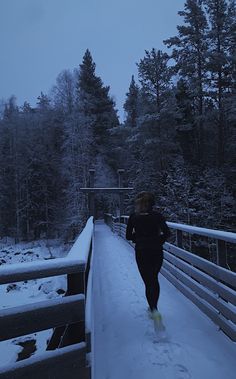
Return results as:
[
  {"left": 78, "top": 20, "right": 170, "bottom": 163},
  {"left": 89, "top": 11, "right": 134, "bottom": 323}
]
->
[{"left": 0, "top": 0, "right": 185, "bottom": 120}]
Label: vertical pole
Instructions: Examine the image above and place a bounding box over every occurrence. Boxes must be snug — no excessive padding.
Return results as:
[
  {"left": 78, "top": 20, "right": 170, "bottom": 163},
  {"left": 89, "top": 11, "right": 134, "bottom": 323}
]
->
[
  {"left": 117, "top": 169, "right": 125, "bottom": 236},
  {"left": 117, "top": 169, "right": 124, "bottom": 188},
  {"left": 47, "top": 269, "right": 86, "bottom": 350},
  {"left": 176, "top": 230, "right": 183, "bottom": 248},
  {"left": 117, "top": 169, "right": 125, "bottom": 217},
  {"left": 89, "top": 169, "right": 95, "bottom": 218},
  {"left": 216, "top": 239, "right": 227, "bottom": 268},
  {"left": 89, "top": 169, "right": 95, "bottom": 187},
  {"left": 58, "top": 271, "right": 85, "bottom": 347}
]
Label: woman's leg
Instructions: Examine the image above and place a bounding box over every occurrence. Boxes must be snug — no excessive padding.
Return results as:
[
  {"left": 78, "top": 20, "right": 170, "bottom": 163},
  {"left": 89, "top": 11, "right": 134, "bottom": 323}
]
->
[{"left": 135, "top": 249, "right": 163, "bottom": 310}]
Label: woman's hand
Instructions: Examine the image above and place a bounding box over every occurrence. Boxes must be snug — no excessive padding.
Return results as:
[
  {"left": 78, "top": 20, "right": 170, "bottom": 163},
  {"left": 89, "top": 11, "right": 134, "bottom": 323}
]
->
[{"left": 132, "top": 233, "right": 136, "bottom": 243}]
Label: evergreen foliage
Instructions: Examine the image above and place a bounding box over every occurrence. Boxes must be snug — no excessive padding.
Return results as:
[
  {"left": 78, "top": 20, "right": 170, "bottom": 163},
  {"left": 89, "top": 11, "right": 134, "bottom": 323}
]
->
[
  {"left": 123, "top": 75, "right": 139, "bottom": 128},
  {"left": 121, "top": 0, "right": 235, "bottom": 230},
  {"left": 0, "top": 1, "right": 235, "bottom": 243}
]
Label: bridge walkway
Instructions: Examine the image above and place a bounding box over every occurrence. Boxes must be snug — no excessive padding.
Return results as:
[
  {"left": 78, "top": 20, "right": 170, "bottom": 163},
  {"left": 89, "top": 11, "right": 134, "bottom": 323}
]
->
[{"left": 92, "top": 221, "right": 236, "bottom": 379}]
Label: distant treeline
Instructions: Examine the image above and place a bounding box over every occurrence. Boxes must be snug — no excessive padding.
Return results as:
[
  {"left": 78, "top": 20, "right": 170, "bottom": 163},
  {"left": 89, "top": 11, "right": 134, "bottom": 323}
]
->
[{"left": 0, "top": 0, "right": 235, "bottom": 242}]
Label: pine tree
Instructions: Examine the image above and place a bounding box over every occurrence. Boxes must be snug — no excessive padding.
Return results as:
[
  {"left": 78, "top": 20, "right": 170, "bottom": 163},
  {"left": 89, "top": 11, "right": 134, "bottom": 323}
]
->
[
  {"left": 21, "top": 93, "right": 64, "bottom": 239},
  {"left": 136, "top": 49, "right": 176, "bottom": 171},
  {"left": 137, "top": 49, "right": 171, "bottom": 115},
  {"left": 3, "top": 97, "right": 24, "bottom": 241},
  {"left": 76, "top": 49, "right": 119, "bottom": 148},
  {"left": 175, "top": 79, "right": 196, "bottom": 162},
  {"left": 0, "top": 97, "right": 18, "bottom": 237},
  {"left": 164, "top": 0, "right": 208, "bottom": 162},
  {"left": 223, "top": 1, "right": 236, "bottom": 167},
  {"left": 60, "top": 50, "right": 119, "bottom": 236},
  {"left": 204, "top": 0, "right": 233, "bottom": 165},
  {"left": 160, "top": 159, "right": 193, "bottom": 223},
  {"left": 124, "top": 75, "right": 139, "bottom": 128}
]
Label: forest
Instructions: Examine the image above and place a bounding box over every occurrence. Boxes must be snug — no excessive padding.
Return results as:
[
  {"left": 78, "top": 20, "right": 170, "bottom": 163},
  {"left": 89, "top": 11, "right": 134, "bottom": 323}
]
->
[{"left": 0, "top": 0, "right": 235, "bottom": 243}]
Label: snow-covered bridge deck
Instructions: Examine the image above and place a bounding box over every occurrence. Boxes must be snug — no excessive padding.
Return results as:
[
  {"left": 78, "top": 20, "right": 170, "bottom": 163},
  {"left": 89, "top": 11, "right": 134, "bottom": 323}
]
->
[{"left": 93, "top": 221, "right": 236, "bottom": 379}]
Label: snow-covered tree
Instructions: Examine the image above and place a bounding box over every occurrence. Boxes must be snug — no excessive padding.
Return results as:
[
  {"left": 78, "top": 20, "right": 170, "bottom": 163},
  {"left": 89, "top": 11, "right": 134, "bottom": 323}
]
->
[
  {"left": 60, "top": 50, "right": 119, "bottom": 236},
  {"left": 123, "top": 75, "right": 139, "bottom": 128},
  {"left": 51, "top": 69, "right": 75, "bottom": 116},
  {"left": 137, "top": 49, "right": 171, "bottom": 116},
  {"left": 204, "top": 0, "right": 234, "bottom": 165},
  {"left": 76, "top": 49, "right": 119, "bottom": 148},
  {"left": 164, "top": 0, "right": 208, "bottom": 162}
]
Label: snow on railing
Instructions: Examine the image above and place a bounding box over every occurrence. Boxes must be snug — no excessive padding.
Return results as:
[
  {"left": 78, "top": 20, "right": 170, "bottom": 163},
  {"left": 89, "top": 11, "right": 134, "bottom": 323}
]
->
[
  {"left": 119, "top": 215, "right": 236, "bottom": 243},
  {"left": 0, "top": 257, "right": 85, "bottom": 285},
  {"left": 0, "top": 217, "right": 94, "bottom": 379},
  {"left": 0, "top": 217, "right": 94, "bottom": 285},
  {"left": 166, "top": 222, "right": 236, "bottom": 244},
  {"left": 67, "top": 217, "right": 94, "bottom": 261},
  {"left": 118, "top": 215, "right": 236, "bottom": 267}
]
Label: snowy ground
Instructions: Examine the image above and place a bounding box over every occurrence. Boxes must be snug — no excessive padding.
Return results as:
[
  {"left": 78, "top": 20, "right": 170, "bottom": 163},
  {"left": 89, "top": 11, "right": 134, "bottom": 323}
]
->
[
  {"left": 0, "top": 239, "right": 69, "bottom": 367},
  {"left": 93, "top": 222, "right": 236, "bottom": 379}
]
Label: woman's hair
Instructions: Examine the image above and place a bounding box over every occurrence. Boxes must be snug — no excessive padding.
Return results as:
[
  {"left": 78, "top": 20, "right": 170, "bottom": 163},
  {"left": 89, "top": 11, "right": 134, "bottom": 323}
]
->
[{"left": 135, "top": 191, "right": 155, "bottom": 214}]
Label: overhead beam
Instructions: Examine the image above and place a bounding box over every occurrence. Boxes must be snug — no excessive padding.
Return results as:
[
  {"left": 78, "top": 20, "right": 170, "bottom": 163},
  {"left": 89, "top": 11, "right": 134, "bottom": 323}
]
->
[{"left": 80, "top": 187, "right": 133, "bottom": 193}]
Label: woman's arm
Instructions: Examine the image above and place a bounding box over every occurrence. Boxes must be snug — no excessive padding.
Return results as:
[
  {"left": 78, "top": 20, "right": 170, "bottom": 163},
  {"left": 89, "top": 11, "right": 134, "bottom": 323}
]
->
[
  {"left": 126, "top": 214, "right": 136, "bottom": 242},
  {"left": 159, "top": 215, "right": 171, "bottom": 244}
]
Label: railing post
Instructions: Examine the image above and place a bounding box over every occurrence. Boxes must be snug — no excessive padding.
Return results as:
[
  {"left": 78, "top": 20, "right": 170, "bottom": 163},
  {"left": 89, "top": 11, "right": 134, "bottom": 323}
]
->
[
  {"left": 216, "top": 239, "right": 227, "bottom": 268},
  {"left": 117, "top": 169, "right": 125, "bottom": 221},
  {"left": 47, "top": 271, "right": 86, "bottom": 349},
  {"left": 67, "top": 272, "right": 85, "bottom": 295},
  {"left": 112, "top": 216, "right": 116, "bottom": 233},
  {"left": 88, "top": 169, "right": 95, "bottom": 218},
  {"left": 176, "top": 230, "right": 183, "bottom": 248},
  {"left": 85, "top": 238, "right": 93, "bottom": 355},
  {"left": 58, "top": 272, "right": 85, "bottom": 348}
]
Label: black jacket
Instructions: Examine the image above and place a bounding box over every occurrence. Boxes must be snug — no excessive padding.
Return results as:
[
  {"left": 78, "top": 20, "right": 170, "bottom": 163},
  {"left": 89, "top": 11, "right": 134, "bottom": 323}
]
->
[{"left": 126, "top": 211, "right": 170, "bottom": 250}]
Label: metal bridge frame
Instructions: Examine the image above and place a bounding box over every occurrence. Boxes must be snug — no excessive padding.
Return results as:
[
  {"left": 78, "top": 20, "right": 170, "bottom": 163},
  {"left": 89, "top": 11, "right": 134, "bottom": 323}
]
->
[{"left": 80, "top": 169, "right": 133, "bottom": 218}]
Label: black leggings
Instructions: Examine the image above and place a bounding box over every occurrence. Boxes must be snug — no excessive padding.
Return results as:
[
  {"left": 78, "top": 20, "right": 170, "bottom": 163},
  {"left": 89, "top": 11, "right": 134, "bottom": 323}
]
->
[{"left": 135, "top": 248, "right": 163, "bottom": 311}]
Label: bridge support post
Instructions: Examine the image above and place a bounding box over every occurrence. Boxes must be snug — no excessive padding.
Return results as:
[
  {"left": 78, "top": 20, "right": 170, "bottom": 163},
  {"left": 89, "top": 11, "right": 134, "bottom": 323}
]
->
[
  {"left": 117, "top": 169, "right": 125, "bottom": 218},
  {"left": 88, "top": 169, "right": 95, "bottom": 218},
  {"left": 176, "top": 230, "right": 183, "bottom": 248},
  {"left": 80, "top": 168, "right": 133, "bottom": 222},
  {"left": 216, "top": 240, "right": 227, "bottom": 268}
]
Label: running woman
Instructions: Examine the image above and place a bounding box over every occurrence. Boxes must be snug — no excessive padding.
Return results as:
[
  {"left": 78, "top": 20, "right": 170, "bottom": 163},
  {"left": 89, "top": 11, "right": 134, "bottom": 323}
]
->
[{"left": 126, "top": 191, "right": 170, "bottom": 324}]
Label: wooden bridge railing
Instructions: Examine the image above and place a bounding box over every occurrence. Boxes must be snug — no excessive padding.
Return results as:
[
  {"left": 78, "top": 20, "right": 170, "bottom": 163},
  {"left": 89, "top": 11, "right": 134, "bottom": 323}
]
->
[
  {"left": 0, "top": 217, "right": 94, "bottom": 379},
  {"left": 104, "top": 213, "right": 236, "bottom": 342}
]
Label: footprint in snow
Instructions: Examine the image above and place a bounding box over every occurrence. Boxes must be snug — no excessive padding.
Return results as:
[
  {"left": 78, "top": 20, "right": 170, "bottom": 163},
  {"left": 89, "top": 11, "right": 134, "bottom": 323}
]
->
[{"left": 174, "top": 363, "right": 191, "bottom": 379}]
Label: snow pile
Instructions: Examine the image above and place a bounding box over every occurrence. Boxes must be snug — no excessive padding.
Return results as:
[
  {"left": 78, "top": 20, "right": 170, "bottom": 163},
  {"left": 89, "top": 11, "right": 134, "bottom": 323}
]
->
[{"left": 0, "top": 239, "right": 68, "bottom": 266}]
